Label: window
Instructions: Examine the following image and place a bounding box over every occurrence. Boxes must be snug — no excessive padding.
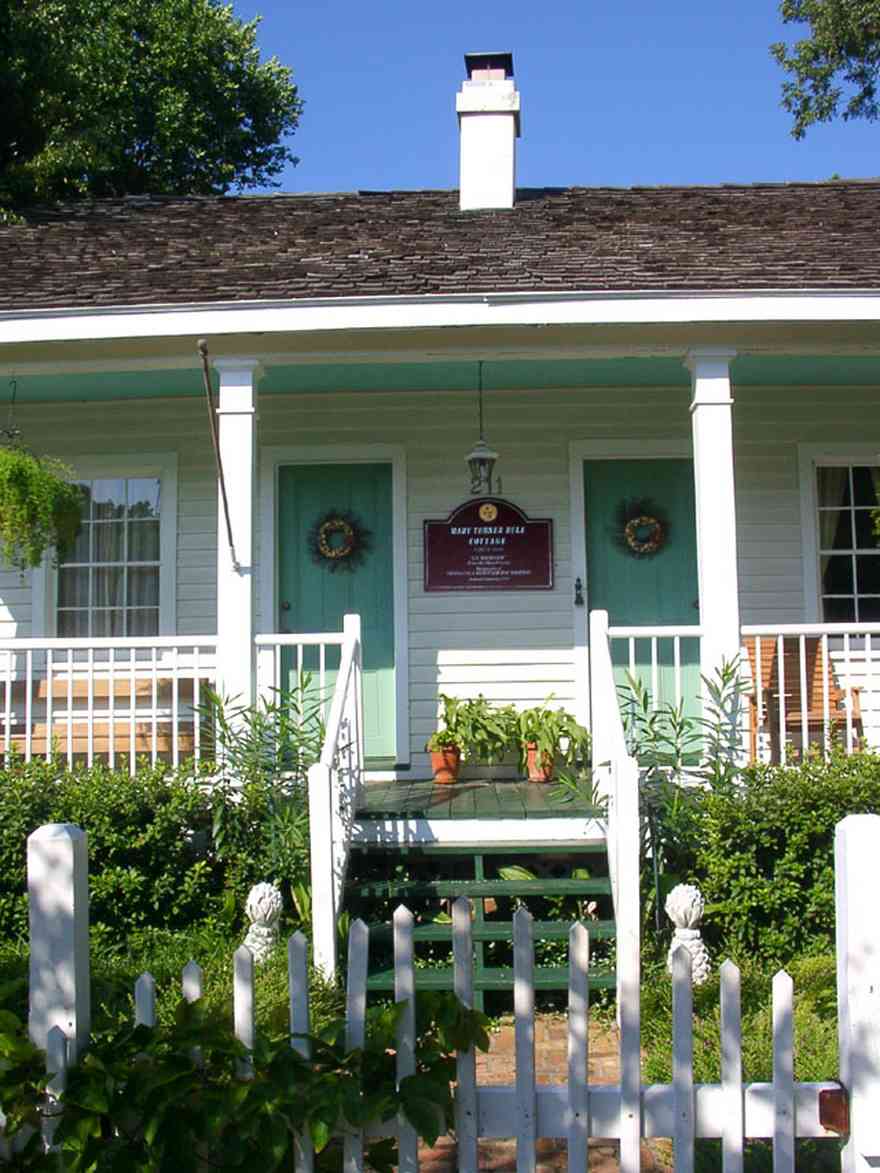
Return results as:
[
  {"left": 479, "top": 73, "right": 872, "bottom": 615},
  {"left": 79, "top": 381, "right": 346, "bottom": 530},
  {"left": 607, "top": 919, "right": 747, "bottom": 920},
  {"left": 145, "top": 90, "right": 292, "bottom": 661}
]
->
[
  {"left": 57, "top": 477, "right": 162, "bottom": 637},
  {"left": 815, "top": 464, "right": 880, "bottom": 622}
]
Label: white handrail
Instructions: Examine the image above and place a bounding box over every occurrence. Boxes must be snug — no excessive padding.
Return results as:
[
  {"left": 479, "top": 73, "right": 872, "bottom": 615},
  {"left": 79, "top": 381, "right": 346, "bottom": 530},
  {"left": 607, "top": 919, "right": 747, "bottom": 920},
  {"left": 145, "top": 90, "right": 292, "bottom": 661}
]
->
[
  {"left": 0, "top": 636, "right": 217, "bottom": 651},
  {"left": 608, "top": 624, "right": 704, "bottom": 639},
  {"left": 308, "top": 614, "right": 364, "bottom": 979},
  {"left": 742, "top": 622, "right": 880, "bottom": 637}
]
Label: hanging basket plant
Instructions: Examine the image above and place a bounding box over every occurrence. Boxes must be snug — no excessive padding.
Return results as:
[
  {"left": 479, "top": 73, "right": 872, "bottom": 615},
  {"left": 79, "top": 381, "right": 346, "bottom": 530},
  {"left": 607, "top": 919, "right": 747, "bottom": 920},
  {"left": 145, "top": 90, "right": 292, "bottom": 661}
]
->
[{"left": 0, "top": 446, "right": 85, "bottom": 570}]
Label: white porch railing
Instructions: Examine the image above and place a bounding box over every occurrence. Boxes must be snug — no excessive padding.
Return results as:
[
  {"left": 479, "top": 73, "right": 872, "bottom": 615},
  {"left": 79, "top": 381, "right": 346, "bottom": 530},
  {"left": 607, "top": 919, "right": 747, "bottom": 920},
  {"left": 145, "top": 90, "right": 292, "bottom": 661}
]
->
[
  {"left": 254, "top": 630, "right": 347, "bottom": 715},
  {"left": 588, "top": 609, "right": 642, "bottom": 1169},
  {"left": 741, "top": 622, "right": 880, "bottom": 763},
  {"left": 307, "top": 613, "right": 364, "bottom": 978},
  {"left": 0, "top": 637, "right": 218, "bottom": 771},
  {"left": 607, "top": 624, "right": 704, "bottom": 712}
]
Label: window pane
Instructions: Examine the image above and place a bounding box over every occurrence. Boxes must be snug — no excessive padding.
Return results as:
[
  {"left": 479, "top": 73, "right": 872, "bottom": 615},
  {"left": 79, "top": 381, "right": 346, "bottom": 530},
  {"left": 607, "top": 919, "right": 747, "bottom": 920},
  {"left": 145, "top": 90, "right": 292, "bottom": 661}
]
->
[
  {"left": 856, "top": 556, "right": 880, "bottom": 595},
  {"left": 62, "top": 522, "right": 91, "bottom": 565},
  {"left": 127, "top": 478, "right": 160, "bottom": 520},
  {"left": 93, "top": 522, "right": 125, "bottom": 562},
  {"left": 127, "top": 609, "right": 159, "bottom": 636},
  {"left": 817, "top": 467, "right": 851, "bottom": 508},
  {"left": 128, "top": 568, "right": 159, "bottom": 607},
  {"left": 859, "top": 597, "right": 880, "bottom": 622},
  {"left": 128, "top": 521, "right": 160, "bottom": 562},
  {"left": 823, "top": 596, "right": 856, "bottom": 622},
  {"left": 93, "top": 567, "right": 124, "bottom": 608},
  {"left": 91, "top": 479, "right": 126, "bottom": 521},
  {"left": 57, "top": 610, "right": 89, "bottom": 638},
  {"left": 852, "top": 467, "right": 880, "bottom": 508},
  {"left": 821, "top": 554, "right": 854, "bottom": 594},
  {"left": 854, "top": 510, "right": 879, "bottom": 550},
  {"left": 818, "top": 508, "right": 850, "bottom": 551},
  {"left": 58, "top": 568, "right": 89, "bottom": 607},
  {"left": 92, "top": 609, "right": 125, "bottom": 637}
]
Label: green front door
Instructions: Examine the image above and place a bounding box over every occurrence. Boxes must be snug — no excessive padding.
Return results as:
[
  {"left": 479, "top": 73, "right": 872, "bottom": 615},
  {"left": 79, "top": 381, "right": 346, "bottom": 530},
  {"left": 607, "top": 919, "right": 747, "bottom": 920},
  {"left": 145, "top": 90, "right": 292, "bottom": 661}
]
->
[
  {"left": 278, "top": 463, "right": 396, "bottom": 763},
  {"left": 584, "top": 459, "right": 700, "bottom": 713}
]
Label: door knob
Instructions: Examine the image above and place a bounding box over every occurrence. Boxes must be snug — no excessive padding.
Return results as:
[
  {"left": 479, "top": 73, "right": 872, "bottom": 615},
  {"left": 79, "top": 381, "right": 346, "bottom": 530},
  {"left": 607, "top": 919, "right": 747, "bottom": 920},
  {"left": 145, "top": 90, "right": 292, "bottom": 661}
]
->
[{"left": 281, "top": 601, "right": 291, "bottom": 611}]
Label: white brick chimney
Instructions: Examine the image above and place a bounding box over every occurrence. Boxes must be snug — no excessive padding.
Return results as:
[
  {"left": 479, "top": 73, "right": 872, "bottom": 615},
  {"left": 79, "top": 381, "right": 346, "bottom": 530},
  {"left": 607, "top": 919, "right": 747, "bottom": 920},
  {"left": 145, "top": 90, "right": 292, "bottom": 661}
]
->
[{"left": 456, "top": 52, "right": 521, "bottom": 211}]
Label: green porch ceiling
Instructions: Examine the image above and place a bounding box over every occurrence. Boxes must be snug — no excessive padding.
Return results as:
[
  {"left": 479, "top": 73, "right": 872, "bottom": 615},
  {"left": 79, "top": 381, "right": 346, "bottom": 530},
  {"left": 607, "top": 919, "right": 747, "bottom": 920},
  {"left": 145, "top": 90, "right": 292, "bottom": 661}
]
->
[{"left": 8, "top": 355, "right": 880, "bottom": 402}]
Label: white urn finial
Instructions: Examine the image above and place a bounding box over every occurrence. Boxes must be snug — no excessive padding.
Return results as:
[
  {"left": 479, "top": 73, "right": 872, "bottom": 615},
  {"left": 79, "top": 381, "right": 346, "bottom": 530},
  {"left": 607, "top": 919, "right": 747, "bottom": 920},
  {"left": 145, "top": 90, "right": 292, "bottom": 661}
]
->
[
  {"left": 665, "top": 882, "right": 710, "bottom": 985},
  {"left": 242, "top": 882, "right": 283, "bottom": 964}
]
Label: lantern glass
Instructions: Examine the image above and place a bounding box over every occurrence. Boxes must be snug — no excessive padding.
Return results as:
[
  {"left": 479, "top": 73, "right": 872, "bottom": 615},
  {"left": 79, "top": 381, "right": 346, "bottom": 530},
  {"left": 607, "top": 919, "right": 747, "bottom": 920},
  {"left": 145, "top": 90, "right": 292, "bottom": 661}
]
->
[{"left": 466, "top": 438, "right": 498, "bottom": 496}]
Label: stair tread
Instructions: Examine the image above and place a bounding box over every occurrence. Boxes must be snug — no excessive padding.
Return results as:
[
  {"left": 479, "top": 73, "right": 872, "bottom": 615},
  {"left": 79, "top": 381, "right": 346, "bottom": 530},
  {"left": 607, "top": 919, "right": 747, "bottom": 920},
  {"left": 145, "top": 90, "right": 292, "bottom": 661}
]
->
[
  {"left": 351, "top": 840, "right": 607, "bottom": 855},
  {"left": 348, "top": 878, "right": 612, "bottom": 899},
  {"left": 366, "top": 965, "right": 615, "bottom": 991},
  {"left": 366, "top": 918, "right": 616, "bottom": 941}
]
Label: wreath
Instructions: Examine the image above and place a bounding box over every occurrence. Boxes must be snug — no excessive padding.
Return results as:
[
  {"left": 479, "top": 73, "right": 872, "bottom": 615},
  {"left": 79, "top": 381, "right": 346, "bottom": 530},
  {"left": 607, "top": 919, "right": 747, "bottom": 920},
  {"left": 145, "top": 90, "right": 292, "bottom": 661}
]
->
[
  {"left": 308, "top": 510, "right": 372, "bottom": 573},
  {"left": 613, "top": 498, "right": 669, "bottom": 558}
]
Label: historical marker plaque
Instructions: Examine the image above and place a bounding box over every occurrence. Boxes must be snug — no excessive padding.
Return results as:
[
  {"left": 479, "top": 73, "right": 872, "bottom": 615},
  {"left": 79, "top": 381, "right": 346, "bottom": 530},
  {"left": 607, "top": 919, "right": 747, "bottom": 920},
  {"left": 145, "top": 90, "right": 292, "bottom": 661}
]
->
[{"left": 424, "top": 498, "right": 554, "bottom": 592}]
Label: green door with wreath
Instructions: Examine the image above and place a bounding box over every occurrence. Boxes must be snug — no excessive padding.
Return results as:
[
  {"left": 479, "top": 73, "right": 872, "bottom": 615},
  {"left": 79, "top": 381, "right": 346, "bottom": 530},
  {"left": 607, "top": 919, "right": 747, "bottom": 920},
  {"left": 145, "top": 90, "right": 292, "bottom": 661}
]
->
[
  {"left": 278, "top": 463, "right": 395, "bottom": 763},
  {"left": 584, "top": 459, "right": 700, "bottom": 717}
]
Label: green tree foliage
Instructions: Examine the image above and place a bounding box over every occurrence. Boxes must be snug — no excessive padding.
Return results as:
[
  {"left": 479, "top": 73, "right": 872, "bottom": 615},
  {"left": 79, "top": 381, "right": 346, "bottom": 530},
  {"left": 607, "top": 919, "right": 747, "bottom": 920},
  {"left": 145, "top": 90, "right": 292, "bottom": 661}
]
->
[
  {"left": 0, "top": 0, "right": 302, "bottom": 209},
  {"left": 772, "top": 0, "right": 880, "bottom": 137}
]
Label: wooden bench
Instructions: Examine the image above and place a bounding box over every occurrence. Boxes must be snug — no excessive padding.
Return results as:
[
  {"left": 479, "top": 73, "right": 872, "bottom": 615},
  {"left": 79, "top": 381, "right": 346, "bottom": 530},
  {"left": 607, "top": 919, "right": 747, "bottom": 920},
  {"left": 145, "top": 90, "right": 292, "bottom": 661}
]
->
[{"left": 742, "top": 635, "right": 862, "bottom": 761}]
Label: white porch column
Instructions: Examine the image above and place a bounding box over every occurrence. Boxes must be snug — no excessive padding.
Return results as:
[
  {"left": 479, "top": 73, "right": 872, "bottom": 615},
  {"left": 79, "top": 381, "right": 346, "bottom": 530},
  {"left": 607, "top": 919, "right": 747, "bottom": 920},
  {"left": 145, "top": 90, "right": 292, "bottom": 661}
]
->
[
  {"left": 685, "top": 348, "right": 740, "bottom": 685},
  {"left": 214, "top": 357, "right": 262, "bottom": 708}
]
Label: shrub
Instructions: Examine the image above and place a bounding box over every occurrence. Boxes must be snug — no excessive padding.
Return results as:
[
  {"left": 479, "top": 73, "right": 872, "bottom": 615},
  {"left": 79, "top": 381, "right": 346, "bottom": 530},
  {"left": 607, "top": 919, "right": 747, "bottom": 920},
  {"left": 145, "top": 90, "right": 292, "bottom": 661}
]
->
[{"left": 669, "top": 751, "right": 880, "bottom": 963}]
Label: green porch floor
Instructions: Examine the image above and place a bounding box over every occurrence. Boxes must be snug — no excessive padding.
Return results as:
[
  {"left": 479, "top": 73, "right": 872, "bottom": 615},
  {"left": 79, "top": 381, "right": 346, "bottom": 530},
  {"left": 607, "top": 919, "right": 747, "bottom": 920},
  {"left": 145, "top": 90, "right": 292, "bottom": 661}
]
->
[{"left": 356, "top": 779, "right": 604, "bottom": 820}]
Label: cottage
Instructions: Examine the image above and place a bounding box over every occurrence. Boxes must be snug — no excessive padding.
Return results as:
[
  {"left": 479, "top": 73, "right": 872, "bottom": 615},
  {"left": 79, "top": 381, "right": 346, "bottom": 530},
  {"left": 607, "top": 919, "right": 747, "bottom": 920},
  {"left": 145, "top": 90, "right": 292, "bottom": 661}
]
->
[{"left": 2, "top": 53, "right": 879, "bottom": 977}]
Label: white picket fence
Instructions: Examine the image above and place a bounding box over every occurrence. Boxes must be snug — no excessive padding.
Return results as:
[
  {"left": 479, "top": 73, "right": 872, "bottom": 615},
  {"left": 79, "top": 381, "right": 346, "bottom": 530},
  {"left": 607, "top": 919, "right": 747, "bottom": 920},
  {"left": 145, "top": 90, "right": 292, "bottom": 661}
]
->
[{"left": 11, "top": 814, "right": 879, "bottom": 1169}]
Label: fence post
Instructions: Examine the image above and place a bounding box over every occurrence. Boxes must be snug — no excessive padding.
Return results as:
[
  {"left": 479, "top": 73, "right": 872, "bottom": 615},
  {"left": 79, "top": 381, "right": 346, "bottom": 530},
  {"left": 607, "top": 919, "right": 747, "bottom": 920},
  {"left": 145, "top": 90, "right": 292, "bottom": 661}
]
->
[
  {"left": 27, "top": 823, "right": 90, "bottom": 1063},
  {"left": 835, "top": 813, "right": 880, "bottom": 1173}
]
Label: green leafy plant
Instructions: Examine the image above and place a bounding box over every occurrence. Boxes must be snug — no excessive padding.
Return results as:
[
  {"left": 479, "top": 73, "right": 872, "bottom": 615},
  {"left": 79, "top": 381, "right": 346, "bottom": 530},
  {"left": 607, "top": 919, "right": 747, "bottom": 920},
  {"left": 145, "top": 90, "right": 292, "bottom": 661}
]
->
[
  {"left": 0, "top": 446, "right": 84, "bottom": 570},
  {"left": 514, "top": 699, "right": 589, "bottom": 773},
  {"left": 426, "top": 694, "right": 515, "bottom": 763},
  {"left": 0, "top": 992, "right": 489, "bottom": 1171}
]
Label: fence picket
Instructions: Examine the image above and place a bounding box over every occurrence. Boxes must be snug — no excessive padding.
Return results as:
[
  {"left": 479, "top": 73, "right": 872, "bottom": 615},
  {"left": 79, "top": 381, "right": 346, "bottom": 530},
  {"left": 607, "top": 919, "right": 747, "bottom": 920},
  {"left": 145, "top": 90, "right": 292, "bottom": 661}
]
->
[
  {"left": 134, "top": 972, "right": 156, "bottom": 1027},
  {"left": 772, "top": 971, "right": 795, "bottom": 1172},
  {"left": 671, "top": 946, "right": 695, "bottom": 1173},
  {"left": 394, "top": 906, "right": 418, "bottom": 1171},
  {"left": 567, "top": 923, "right": 590, "bottom": 1169},
  {"left": 233, "top": 945, "right": 255, "bottom": 1079},
  {"left": 452, "top": 897, "right": 478, "bottom": 1172},
  {"left": 513, "top": 906, "right": 536, "bottom": 1173},
  {"left": 720, "top": 960, "right": 743, "bottom": 1173},
  {"left": 182, "top": 960, "right": 203, "bottom": 1003},
  {"left": 288, "top": 932, "right": 314, "bottom": 1173},
  {"left": 344, "top": 919, "right": 369, "bottom": 1173}
]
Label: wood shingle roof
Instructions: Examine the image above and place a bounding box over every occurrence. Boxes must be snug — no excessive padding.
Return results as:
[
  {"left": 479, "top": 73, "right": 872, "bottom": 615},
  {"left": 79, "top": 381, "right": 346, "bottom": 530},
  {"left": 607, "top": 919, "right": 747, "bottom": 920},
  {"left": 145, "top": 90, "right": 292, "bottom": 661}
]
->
[{"left": 2, "top": 181, "right": 880, "bottom": 312}]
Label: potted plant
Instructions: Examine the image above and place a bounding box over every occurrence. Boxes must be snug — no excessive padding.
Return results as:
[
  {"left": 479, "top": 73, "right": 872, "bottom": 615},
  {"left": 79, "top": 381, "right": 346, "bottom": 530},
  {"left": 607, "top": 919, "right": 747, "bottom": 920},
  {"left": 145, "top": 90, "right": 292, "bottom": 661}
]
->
[
  {"left": 515, "top": 699, "right": 590, "bottom": 783},
  {"left": 0, "top": 446, "right": 84, "bottom": 570},
  {"left": 426, "top": 694, "right": 514, "bottom": 783}
]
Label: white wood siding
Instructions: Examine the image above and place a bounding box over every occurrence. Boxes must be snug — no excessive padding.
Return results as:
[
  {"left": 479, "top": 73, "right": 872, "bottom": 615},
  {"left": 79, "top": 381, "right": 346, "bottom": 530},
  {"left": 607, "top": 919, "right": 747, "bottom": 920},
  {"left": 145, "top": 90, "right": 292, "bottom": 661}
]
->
[{"left": 2, "top": 379, "right": 877, "bottom": 768}]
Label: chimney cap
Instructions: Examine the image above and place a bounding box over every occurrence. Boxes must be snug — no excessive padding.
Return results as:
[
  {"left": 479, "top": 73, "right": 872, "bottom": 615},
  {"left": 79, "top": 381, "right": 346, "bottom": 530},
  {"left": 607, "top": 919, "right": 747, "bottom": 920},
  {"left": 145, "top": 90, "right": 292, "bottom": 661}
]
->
[{"left": 464, "top": 51, "right": 514, "bottom": 79}]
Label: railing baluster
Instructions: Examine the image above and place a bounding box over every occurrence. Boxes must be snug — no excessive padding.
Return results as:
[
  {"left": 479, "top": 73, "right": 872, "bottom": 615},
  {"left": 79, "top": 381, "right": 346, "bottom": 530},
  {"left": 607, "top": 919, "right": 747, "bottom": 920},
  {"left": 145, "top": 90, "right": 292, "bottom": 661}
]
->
[
  {"left": 650, "top": 637, "right": 659, "bottom": 709},
  {"left": 172, "top": 645, "right": 180, "bottom": 767},
  {"left": 865, "top": 634, "right": 874, "bottom": 754},
  {"left": 86, "top": 646, "right": 94, "bottom": 767},
  {"left": 193, "top": 646, "right": 201, "bottom": 764},
  {"left": 150, "top": 646, "right": 158, "bottom": 765},
  {"left": 24, "top": 649, "right": 32, "bottom": 762},
  {"left": 844, "top": 632, "right": 854, "bottom": 752},
  {"left": 4, "top": 645, "right": 12, "bottom": 763},
  {"left": 66, "top": 648, "right": 73, "bottom": 768},
  {"left": 319, "top": 641, "right": 326, "bottom": 704},
  {"left": 45, "top": 649, "right": 53, "bottom": 762},
  {"left": 798, "top": 634, "right": 808, "bottom": 758},
  {"left": 777, "top": 635, "right": 786, "bottom": 765},
  {"left": 673, "top": 636, "right": 682, "bottom": 707},
  {"left": 129, "top": 648, "right": 136, "bottom": 776},
  {"left": 108, "top": 647, "right": 116, "bottom": 770},
  {"left": 754, "top": 636, "right": 764, "bottom": 758},
  {"left": 821, "top": 633, "right": 830, "bottom": 757}
]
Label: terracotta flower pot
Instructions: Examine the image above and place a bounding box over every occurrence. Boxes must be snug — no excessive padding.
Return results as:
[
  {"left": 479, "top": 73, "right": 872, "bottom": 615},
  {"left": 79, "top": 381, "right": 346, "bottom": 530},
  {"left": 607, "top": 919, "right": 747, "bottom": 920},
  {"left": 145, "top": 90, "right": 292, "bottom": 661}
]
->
[
  {"left": 525, "top": 742, "right": 554, "bottom": 783},
  {"left": 430, "top": 746, "right": 462, "bottom": 785}
]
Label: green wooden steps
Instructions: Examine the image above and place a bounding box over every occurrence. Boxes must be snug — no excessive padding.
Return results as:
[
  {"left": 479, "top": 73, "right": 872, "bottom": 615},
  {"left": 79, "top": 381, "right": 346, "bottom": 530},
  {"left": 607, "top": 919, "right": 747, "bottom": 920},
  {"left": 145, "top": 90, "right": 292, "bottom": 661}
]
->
[
  {"left": 349, "top": 878, "right": 611, "bottom": 900},
  {"left": 366, "top": 918, "right": 616, "bottom": 942}
]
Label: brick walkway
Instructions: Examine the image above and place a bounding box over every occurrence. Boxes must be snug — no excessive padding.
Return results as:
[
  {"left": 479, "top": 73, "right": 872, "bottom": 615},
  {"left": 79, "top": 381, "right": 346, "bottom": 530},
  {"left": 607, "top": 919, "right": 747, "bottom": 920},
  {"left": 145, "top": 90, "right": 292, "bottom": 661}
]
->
[{"left": 415, "top": 1016, "right": 671, "bottom": 1172}]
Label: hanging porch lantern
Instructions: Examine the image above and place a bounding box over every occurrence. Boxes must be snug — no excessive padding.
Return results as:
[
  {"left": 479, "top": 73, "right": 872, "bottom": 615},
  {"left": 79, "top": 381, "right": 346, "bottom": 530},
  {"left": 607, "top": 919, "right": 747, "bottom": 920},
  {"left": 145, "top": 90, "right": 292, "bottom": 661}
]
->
[{"left": 466, "top": 362, "right": 500, "bottom": 496}]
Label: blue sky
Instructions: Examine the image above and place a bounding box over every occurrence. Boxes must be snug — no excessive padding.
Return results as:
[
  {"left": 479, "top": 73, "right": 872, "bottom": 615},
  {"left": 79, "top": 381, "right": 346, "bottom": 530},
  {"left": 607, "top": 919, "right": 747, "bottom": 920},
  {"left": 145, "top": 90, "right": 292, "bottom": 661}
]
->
[{"left": 236, "top": 0, "right": 878, "bottom": 194}]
